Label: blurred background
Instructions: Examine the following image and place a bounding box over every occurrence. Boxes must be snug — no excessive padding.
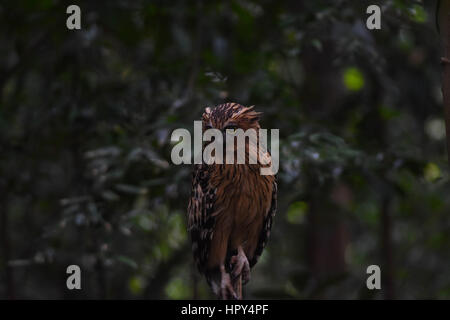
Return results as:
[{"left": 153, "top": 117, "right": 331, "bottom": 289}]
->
[{"left": 0, "top": 0, "right": 449, "bottom": 299}]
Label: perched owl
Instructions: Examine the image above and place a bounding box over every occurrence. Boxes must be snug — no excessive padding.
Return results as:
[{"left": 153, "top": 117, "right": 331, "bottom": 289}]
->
[{"left": 188, "top": 102, "right": 277, "bottom": 299}]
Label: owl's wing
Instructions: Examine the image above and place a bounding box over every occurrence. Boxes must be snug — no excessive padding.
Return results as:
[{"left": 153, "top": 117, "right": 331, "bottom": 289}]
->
[
  {"left": 188, "top": 164, "right": 216, "bottom": 273},
  {"left": 249, "top": 176, "right": 277, "bottom": 267}
]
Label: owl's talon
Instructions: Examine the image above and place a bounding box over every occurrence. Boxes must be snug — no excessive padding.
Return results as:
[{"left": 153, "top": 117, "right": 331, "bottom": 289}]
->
[
  {"left": 231, "top": 247, "right": 251, "bottom": 284},
  {"left": 220, "top": 265, "right": 237, "bottom": 300}
]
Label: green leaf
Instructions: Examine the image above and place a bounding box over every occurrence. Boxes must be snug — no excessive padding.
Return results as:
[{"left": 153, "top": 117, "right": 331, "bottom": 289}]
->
[
  {"left": 286, "top": 201, "right": 308, "bottom": 224},
  {"left": 343, "top": 67, "right": 364, "bottom": 91},
  {"left": 129, "top": 276, "right": 146, "bottom": 295},
  {"left": 165, "top": 277, "right": 190, "bottom": 299},
  {"left": 409, "top": 4, "right": 427, "bottom": 23},
  {"left": 424, "top": 162, "right": 441, "bottom": 182},
  {"left": 117, "top": 256, "right": 138, "bottom": 270}
]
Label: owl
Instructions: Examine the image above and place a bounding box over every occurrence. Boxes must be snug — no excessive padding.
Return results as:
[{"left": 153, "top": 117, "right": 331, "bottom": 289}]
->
[{"left": 187, "top": 102, "right": 277, "bottom": 299}]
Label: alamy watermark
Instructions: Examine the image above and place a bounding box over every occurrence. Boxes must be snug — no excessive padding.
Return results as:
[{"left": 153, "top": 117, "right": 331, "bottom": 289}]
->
[
  {"left": 66, "top": 264, "right": 81, "bottom": 290},
  {"left": 366, "top": 264, "right": 381, "bottom": 290},
  {"left": 170, "top": 121, "right": 279, "bottom": 175}
]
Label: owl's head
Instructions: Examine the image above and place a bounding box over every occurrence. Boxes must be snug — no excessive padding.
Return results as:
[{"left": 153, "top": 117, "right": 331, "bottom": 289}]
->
[{"left": 201, "top": 103, "right": 261, "bottom": 132}]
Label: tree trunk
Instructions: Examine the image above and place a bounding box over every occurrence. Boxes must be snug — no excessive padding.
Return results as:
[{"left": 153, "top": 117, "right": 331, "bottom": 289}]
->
[
  {"left": 438, "top": 0, "right": 450, "bottom": 163},
  {"left": 381, "top": 197, "right": 394, "bottom": 299},
  {"left": 1, "top": 201, "right": 15, "bottom": 299}
]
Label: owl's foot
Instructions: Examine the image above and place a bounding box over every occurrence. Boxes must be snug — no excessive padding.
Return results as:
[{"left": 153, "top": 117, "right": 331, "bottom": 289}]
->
[
  {"left": 231, "top": 246, "right": 250, "bottom": 284},
  {"left": 220, "top": 264, "right": 238, "bottom": 300}
]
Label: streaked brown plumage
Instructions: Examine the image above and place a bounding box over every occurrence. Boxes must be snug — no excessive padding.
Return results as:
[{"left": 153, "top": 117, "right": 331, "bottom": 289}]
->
[{"left": 188, "top": 102, "right": 277, "bottom": 299}]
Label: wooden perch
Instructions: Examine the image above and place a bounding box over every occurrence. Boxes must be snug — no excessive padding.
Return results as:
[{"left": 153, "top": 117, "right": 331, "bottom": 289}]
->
[{"left": 234, "top": 274, "right": 243, "bottom": 300}]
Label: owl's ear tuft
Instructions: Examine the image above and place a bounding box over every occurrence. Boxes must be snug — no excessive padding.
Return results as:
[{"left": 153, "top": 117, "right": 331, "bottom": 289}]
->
[{"left": 246, "top": 109, "right": 262, "bottom": 122}]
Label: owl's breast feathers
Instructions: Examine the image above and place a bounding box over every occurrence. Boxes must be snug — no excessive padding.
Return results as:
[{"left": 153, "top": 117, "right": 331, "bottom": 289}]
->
[{"left": 188, "top": 160, "right": 277, "bottom": 274}]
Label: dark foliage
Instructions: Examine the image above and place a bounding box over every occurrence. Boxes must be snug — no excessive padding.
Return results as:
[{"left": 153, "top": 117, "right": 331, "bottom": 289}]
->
[{"left": 0, "top": 0, "right": 448, "bottom": 299}]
